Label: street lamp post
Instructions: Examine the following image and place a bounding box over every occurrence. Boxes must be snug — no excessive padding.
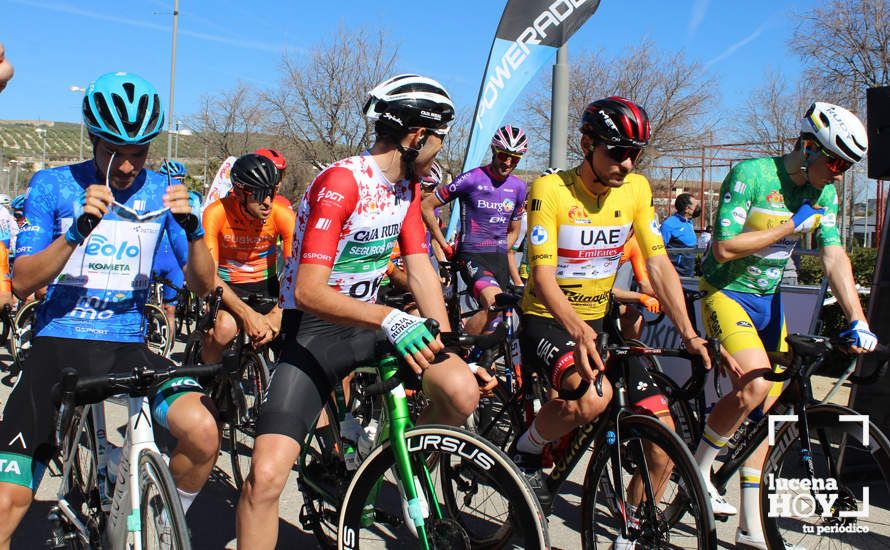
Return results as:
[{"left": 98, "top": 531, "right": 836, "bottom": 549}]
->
[
  {"left": 69, "top": 85, "right": 86, "bottom": 161},
  {"left": 166, "top": 0, "right": 180, "bottom": 160}
]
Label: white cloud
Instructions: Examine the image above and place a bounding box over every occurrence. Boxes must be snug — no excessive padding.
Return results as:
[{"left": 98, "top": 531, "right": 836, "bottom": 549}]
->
[
  {"left": 688, "top": 0, "right": 710, "bottom": 37},
  {"left": 705, "top": 20, "right": 771, "bottom": 68}
]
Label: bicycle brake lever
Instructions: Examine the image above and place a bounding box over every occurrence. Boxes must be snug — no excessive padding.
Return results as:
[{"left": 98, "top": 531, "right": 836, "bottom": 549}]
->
[{"left": 594, "top": 371, "right": 604, "bottom": 398}]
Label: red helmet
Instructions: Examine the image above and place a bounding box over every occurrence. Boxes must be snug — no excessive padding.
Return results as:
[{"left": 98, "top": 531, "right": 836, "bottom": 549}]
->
[
  {"left": 255, "top": 148, "right": 287, "bottom": 170},
  {"left": 580, "top": 96, "right": 650, "bottom": 147}
]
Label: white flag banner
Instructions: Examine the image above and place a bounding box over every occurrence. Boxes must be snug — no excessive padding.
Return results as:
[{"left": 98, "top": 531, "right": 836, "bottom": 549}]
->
[{"left": 203, "top": 156, "right": 237, "bottom": 210}]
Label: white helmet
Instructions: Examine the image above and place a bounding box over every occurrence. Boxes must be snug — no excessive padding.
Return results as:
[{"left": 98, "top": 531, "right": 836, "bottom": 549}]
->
[
  {"left": 0, "top": 194, "right": 10, "bottom": 207},
  {"left": 801, "top": 102, "right": 868, "bottom": 164},
  {"left": 363, "top": 74, "right": 455, "bottom": 131}
]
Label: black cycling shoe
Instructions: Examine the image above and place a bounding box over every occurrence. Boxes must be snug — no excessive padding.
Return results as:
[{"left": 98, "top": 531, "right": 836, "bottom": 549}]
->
[{"left": 512, "top": 451, "right": 552, "bottom": 515}]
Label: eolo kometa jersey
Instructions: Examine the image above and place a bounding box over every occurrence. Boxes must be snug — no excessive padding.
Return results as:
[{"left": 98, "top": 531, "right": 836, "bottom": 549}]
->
[
  {"left": 701, "top": 156, "right": 841, "bottom": 294},
  {"left": 521, "top": 169, "right": 666, "bottom": 320}
]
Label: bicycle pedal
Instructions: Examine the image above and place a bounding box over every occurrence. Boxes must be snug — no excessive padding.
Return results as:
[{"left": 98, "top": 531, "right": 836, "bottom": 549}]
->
[{"left": 714, "top": 512, "right": 731, "bottom": 522}]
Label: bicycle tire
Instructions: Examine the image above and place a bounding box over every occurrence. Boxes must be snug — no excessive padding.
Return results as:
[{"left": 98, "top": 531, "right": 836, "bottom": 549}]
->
[
  {"left": 647, "top": 369, "right": 701, "bottom": 449},
  {"left": 56, "top": 406, "right": 103, "bottom": 549},
  {"left": 300, "top": 401, "right": 349, "bottom": 549},
  {"left": 10, "top": 299, "right": 39, "bottom": 370},
  {"left": 338, "top": 424, "right": 549, "bottom": 550},
  {"left": 0, "top": 310, "right": 9, "bottom": 347},
  {"left": 143, "top": 303, "right": 173, "bottom": 358},
  {"left": 138, "top": 449, "right": 191, "bottom": 550},
  {"left": 228, "top": 350, "right": 270, "bottom": 491},
  {"left": 761, "top": 403, "right": 890, "bottom": 550},
  {"left": 581, "top": 414, "right": 716, "bottom": 549}
]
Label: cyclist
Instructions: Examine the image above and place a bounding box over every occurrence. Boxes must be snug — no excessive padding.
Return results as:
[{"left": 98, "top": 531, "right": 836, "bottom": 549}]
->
[
  {"left": 513, "top": 97, "right": 719, "bottom": 532},
  {"left": 236, "top": 74, "right": 495, "bottom": 549},
  {"left": 255, "top": 147, "right": 292, "bottom": 210},
  {"left": 0, "top": 242, "right": 12, "bottom": 309},
  {"left": 0, "top": 72, "right": 217, "bottom": 548},
  {"left": 153, "top": 160, "right": 191, "bottom": 327},
  {"left": 694, "top": 101, "right": 873, "bottom": 549},
  {"left": 200, "top": 153, "right": 295, "bottom": 364},
  {"left": 10, "top": 195, "right": 25, "bottom": 230},
  {"left": 0, "top": 194, "right": 19, "bottom": 252},
  {"left": 422, "top": 125, "right": 528, "bottom": 335}
]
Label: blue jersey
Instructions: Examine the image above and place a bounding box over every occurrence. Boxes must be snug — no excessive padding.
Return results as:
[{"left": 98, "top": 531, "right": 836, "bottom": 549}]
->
[{"left": 17, "top": 160, "right": 189, "bottom": 342}]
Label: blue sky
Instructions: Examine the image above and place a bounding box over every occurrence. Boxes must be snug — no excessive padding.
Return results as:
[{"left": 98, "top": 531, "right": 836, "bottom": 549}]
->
[{"left": 1, "top": 0, "right": 809, "bottom": 126}]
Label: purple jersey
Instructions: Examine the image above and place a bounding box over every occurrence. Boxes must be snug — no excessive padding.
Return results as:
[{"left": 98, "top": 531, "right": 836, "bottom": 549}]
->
[{"left": 436, "top": 166, "right": 527, "bottom": 254}]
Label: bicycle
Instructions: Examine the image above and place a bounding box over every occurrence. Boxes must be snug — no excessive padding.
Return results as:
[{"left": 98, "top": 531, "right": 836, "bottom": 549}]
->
[
  {"left": 143, "top": 301, "right": 173, "bottom": 358},
  {"left": 46, "top": 354, "right": 240, "bottom": 549},
  {"left": 153, "top": 276, "right": 203, "bottom": 339},
  {"left": 296, "top": 321, "right": 550, "bottom": 549},
  {"left": 181, "top": 289, "right": 272, "bottom": 491},
  {"left": 690, "top": 333, "right": 890, "bottom": 549},
  {"left": 10, "top": 297, "right": 40, "bottom": 368}
]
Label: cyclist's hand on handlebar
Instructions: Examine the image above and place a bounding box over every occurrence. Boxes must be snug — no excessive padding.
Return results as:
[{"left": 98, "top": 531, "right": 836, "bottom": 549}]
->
[
  {"left": 839, "top": 320, "right": 877, "bottom": 353},
  {"left": 264, "top": 306, "right": 283, "bottom": 339},
  {"left": 682, "top": 336, "right": 713, "bottom": 371},
  {"left": 243, "top": 308, "right": 276, "bottom": 347},
  {"left": 0, "top": 292, "right": 13, "bottom": 309},
  {"left": 638, "top": 293, "right": 661, "bottom": 313},
  {"left": 442, "top": 242, "right": 455, "bottom": 260},
  {"left": 572, "top": 324, "right": 606, "bottom": 383},
  {"left": 473, "top": 363, "right": 499, "bottom": 393},
  {"left": 382, "top": 309, "right": 441, "bottom": 374}
]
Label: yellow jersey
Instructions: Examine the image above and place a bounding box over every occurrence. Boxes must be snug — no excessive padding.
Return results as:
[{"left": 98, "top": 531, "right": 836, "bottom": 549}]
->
[{"left": 521, "top": 169, "right": 666, "bottom": 320}]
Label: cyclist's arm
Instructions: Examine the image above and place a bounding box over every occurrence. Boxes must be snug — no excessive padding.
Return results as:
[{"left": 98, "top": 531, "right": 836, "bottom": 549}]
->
[
  {"left": 822, "top": 244, "right": 867, "bottom": 323},
  {"left": 612, "top": 287, "right": 643, "bottom": 304},
  {"left": 506, "top": 218, "right": 523, "bottom": 285},
  {"left": 421, "top": 191, "right": 449, "bottom": 250},
  {"left": 710, "top": 223, "right": 794, "bottom": 263}
]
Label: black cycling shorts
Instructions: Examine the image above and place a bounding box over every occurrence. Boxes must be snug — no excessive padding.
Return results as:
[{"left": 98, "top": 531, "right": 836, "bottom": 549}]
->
[
  {"left": 458, "top": 252, "right": 511, "bottom": 299},
  {"left": 229, "top": 278, "right": 280, "bottom": 315},
  {"left": 519, "top": 315, "right": 669, "bottom": 417},
  {"left": 0, "top": 337, "right": 204, "bottom": 489}
]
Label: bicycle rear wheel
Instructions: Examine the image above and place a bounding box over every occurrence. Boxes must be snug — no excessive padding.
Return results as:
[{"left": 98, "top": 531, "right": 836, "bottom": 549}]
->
[
  {"left": 139, "top": 449, "right": 191, "bottom": 550},
  {"left": 227, "top": 350, "right": 270, "bottom": 490},
  {"left": 581, "top": 414, "right": 716, "bottom": 549},
  {"left": 761, "top": 404, "right": 890, "bottom": 550},
  {"left": 338, "top": 425, "right": 549, "bottom": 549}
]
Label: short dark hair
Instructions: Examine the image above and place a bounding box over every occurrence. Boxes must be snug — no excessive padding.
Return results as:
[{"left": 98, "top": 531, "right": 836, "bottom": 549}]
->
[
  {"left": 374, "top": 120, "right": 410, "bottom": 146},
  {"left": 675, "top": 193, "right": 694, "bottom": 212}
]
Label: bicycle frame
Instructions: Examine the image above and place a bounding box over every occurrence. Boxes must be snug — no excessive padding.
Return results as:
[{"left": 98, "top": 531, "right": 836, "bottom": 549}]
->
[{"left": 56, "top": 396, "right": 167, "bottom": 549}]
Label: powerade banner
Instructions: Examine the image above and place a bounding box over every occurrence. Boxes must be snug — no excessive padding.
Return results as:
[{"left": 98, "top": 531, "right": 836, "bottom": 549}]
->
[{"left": 446, "top": 0, "right": 601, "bottom": 240}]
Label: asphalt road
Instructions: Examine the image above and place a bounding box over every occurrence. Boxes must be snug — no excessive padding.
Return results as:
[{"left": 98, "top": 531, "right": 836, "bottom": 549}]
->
[{"left": 3, "top": 337, "right": 884, "bottom": 549}]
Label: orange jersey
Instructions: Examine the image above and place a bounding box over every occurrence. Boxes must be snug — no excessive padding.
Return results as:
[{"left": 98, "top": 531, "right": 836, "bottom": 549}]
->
[
  {"left": 202, "top": 195, "right": 296, "bottom": 284},
  {"left": 618, "top": 235, "right": 650, "bottom": 285},
  {"left": 0, "top": 243, "right": 9, "bottom": 292}
]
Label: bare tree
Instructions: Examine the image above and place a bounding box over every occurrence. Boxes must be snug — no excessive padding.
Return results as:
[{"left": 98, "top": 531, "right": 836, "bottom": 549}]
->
[
  {"left": 187, "top": 82, "right": 270, "bottom": 163},
  {"left": 523, "top": 40, "right": 720, "bottom": 169},
  {"left": 438, "top": 107, "right": 473, "bottom": 179},
  {"left": 266, "top": 28, "right": 398, "bottom": 167},
  {"left": 789, "top": 0, "right": 889, "bottom": 111},
  {"left": 736, "top": 69, "right": 808, "bottom": 156}
]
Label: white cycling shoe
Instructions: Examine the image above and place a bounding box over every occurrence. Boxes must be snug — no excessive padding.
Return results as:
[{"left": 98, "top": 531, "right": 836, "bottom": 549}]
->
[
  {"left": 736, "top": 528, "right": 806, "bottom": 550},
  {"left": 612, "top": 534, "right": 635, "bottom": 549},
  {"left": 708, "top": 490, "right": 737, "bottom": 516}
]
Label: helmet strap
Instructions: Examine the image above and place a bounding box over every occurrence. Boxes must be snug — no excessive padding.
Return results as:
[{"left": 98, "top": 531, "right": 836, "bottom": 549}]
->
[{"left": 396, "top": 130, "right": 428, "bottom": 183}]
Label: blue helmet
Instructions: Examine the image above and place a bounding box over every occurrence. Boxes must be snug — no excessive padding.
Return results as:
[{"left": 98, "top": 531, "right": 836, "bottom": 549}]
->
[
  {"left": 10, "top": 194, "right": 25, "bottom": 211},
  {"left": 82, "top": 72, "right": 165, "bottom": 145},
  {"left": 159, "top": 160, "right": 187, "bottom": 179}
]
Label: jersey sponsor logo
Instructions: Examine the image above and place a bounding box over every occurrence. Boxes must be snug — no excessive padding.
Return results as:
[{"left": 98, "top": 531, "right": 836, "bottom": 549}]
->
[
  {"left": 747, "top": 265, "right": 762, "bottom": 275},
  {"left": 489, "top": 216, "right": 508, "bottom": 224},
  {"left": 0, "top": 457, "right": 22, "bottom": 476},
  {"left": 649, "top": 219, "right": 660, "bottom": 236},
  {"left": 757, "top": 278, "right": 770, "bottom": 288},
  {"left": 84, "top": 235, "right": 140, "bottom": 260},
  {"left": 530, "top": 225, "right": 548, "bottom": 245},
  {"left": 766, "top": 190, "right": 785, "bottom": 208},
  {"left": 354, "top": 224, "right": 400, "bottom": 242},
  {"left": 822, "top": 213, "right": 837, "bottom": 227},
  {"left": 475, "top": 198, "right": 515, "bottom": 213},
  {"left": 731, "top": 207, "right": 747, "bottom": 224},
  {"left": 736, "top": 320, "right": 753, "bottom": 328},
  {"left": 19, "top": 224, "right": 40, "bottom": 232},
  {"left": 733, "top": 181, "right": 747, "bottom": 194},
  {"left": 723, "top": 192, "right": 732, "bottom": 203},
  {"left": 721, "top": 218, "right": 731, "bottom": 227},
  {"left": 68, "top": 295, "right": 118, "bottom": 321},
  {"left": 303, "top": 251, "right": 332, "bottom": 262},
  {"left": 317, "top": 187, "right": 345, "bottom": 204},
  {"left": 315, "top": 218, "right": 332, "bottom": 230},
  {"left": 531, "top": 253, "right": 552, "bottom": 261},
  {"left": 766, "top": 267, "right": 782, "bottom": 279},
  {"left": 563, "top": 288, "right": 610, "bottom": 305}
]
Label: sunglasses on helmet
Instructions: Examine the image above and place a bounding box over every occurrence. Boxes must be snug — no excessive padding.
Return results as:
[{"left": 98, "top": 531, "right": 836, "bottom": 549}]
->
[{"left": 601, "top": 143, "right": 643, "bottom": 164}]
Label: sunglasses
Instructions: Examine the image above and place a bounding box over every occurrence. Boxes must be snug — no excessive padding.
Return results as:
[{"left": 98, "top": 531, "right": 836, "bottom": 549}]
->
[
  {"left": 105, "top": 152, "right": 170, "bottom": 222},
  {"left": 238, "top": 185, "right": 277, "bottom": 203},
  {"left": 601, "top": 144, "right": 643, "bottom": 164},
  {"left": 495, "top": 150, "right": 523, "bottom": 163},
  {"left": 810, "top": 144, "right": 852, "bottom": 174}
]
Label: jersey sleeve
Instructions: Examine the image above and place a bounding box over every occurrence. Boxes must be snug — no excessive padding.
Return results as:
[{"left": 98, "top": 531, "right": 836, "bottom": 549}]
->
[
  {"left": 525, "top": 176, "right": 559, "bottom": 267},
  {"left": 814, "top": 184, "right": 842, "bottom": 247},
  {"left": 630, "top": 176, "right": 667, "bottom": 259},
  {"left": 398, "top": 183, "right": 429, "bottom": 256},
  {"left": 16, "top": 171, "right": 59, "bottom": 258},
  {"left": 511, "top": 181, "right": 528, "bottom": 221},
  {"left": 713, "top": 163, "right": 757, "bottom": 241},
  {"left": 0, "top": 242, "right": 9, "bottom": 292},
  {"left": 164, "top": 215, "right": 189, "bottom": 268},
  {"left": 201, "top": 202, "right": 224, "bottom": 267},
  {"left": 300, "top": 167, "right": 359, "bottom": 267},
  {"left": 275, "top": 204, "right": 297, "bottom": 259},
  {"left": 434, "top": 169, "right": 472, "bottom": 204}
]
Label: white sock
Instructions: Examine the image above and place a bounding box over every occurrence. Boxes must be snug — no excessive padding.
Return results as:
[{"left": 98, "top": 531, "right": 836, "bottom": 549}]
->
[
  {"left": 177, "top": 487, "right": 199, "bottom": 515},
  {"left": 693, "top": 424, "right": 730, "bottom": 493},
  {"left": 739, "top": 467, "right": 762, "bottom": 536},
  {"left": 516, "top": 419, "right": 549, "bottom": 454}
]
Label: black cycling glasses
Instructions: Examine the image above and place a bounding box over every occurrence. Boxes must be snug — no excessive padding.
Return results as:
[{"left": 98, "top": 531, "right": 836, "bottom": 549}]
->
[
  {"left": 601, "top": 143, "right": 643, "bottom": 164},
  {"left": 243, "top": 186, "right": 277, "bottom": 203}
]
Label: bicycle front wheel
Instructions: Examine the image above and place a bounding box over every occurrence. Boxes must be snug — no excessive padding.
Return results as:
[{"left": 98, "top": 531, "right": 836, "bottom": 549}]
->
[
  {"left": 139, "top": 449, "right": 191, "bottom": 550},
  {"left": 10, "top": 299, "right": 39, "bottom": 369},
  {"left": 338, "top": 425, "right": 549, "bottom": 549},
  {"left": 581, "top": 414, "right": 716, "bottom": 549},
  {"left": 761, "top": 403, "right": 890, "bottom": 550},
  {"left": 228, "top": 350, "right": 270, "bottom": 490}
]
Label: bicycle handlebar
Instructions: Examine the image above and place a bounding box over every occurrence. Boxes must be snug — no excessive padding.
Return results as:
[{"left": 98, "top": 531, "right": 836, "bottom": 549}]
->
[{"left": 762, "top": 333, "right": 889, "bottom": 384}]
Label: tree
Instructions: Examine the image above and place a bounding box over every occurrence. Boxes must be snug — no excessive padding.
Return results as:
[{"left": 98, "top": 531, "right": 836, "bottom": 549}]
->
[
  {"left": 522, "top": 39, "right": 720, "bottom": 169},
  {"left": 736, "top": 69, "right": 808, "bottom": 156},
  {"left": 789, "top": 0, "right": 889, "bottom": 110},
  {"left": 265, "top": 28, "right": 398, "bottom": 171},
  {"left": 438, "top": 107, "right": 473, "bottom": 179},
  {"left": 188, "top": 82, "right": 270, "bottom": 163}
]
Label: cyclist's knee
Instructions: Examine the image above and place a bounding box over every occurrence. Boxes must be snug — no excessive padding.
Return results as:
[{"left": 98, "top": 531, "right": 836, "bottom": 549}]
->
[
  {"left": 167, "top": 395, "right": 220, "bottom": 461},
  {"left": 245, "top": 458, "right": 291, "bottom": 505},
  {"left": 209, "top": 311, "right": 238, "bottom": 345},
  {"left": 0, "top": 483, "right": 33, "bottom": 536},
  {"left": 424, "top": 357, "right": 479, "bottom": 419},
  {"left": 571, "top": 382, "right": 612, "bottom": 425},
  {"left": 737, "top": 375, "right": 772, "bottom": 411}
]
